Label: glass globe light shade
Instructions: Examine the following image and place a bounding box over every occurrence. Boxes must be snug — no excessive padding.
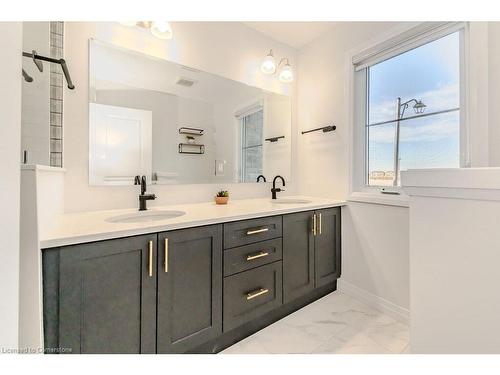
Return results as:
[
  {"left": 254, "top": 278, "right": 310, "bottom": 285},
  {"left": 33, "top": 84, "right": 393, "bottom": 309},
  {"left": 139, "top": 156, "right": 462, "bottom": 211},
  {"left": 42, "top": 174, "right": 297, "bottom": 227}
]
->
[
  {"left": 278, "top": 62, "right": 293, "bottom": 83},
  {"left": 261, "top": 50, "right": 276, "bottom": 75},
  {"left": 150, "top": 21, "right": 173, "bottom": 40}
]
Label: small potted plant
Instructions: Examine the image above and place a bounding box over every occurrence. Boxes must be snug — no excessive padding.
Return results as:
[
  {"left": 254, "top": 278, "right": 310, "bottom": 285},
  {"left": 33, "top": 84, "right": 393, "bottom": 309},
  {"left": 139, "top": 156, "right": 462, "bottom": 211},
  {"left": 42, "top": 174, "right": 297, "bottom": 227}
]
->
[{"left": 215, "top": 190, "right": 229, "bottom": 205}]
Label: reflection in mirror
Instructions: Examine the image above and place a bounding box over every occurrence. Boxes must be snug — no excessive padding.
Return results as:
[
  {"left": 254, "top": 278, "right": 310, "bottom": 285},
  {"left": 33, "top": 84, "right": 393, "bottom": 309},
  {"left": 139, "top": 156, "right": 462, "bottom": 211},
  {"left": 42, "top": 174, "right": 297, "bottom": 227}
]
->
[
  {"left": 89, "top": 40, "right": 292, "bottom": 185},
  {"left": 21, "top": 22, "right": 65, "bottom": 167}
]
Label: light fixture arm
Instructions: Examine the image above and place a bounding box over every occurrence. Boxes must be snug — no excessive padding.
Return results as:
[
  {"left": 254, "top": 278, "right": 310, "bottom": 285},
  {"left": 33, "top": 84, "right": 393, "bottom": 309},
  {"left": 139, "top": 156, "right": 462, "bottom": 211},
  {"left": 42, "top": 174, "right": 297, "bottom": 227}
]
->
[{"left": 277, "top": 57, "right": 289, "bottom": 68}]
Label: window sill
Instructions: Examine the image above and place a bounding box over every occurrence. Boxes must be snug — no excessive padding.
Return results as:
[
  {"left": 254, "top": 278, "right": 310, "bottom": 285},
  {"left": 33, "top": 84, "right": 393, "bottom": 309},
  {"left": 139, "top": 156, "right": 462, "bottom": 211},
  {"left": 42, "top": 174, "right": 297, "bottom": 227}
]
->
[{"left": 347, "top": 191, "right": 410, "bottom": 208}]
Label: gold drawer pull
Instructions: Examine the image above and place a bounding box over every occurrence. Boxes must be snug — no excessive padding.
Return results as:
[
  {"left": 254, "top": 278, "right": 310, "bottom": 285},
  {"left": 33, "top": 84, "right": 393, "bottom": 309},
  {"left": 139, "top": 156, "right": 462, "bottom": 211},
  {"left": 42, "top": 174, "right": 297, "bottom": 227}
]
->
[
  {"left": 246, "top": 251, "right": 269, "bottom": 261},
  {"left": 164, "top": 238, "right": 169, "bottom": 273},
  {"left": 246, "top": 288, "right": 269, "bottom": 300},
  {"left": 312, "top": 214, "right": 317, "bottom": 236},
  {"left": 246, "top": 227, "right": 269, "bottom": 235},
  {"left": 148, "top": 240, "right": 153, "bottom": 277},
  {"left": 319, "top": 213, "right": 322, "bottom": 235}
]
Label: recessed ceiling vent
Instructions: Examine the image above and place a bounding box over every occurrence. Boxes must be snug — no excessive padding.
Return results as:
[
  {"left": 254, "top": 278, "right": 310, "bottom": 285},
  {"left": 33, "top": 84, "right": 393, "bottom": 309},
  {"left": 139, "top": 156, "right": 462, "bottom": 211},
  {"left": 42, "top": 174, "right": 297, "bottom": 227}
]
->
[{"left": 176, "top": 77, "right": 197, "bottom": 87}]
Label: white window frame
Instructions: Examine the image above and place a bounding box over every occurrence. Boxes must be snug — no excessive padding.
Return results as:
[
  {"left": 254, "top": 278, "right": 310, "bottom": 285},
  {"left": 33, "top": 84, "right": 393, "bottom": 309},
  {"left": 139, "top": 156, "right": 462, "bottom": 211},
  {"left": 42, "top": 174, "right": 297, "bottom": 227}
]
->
[{"left": 348, "top": 22, "right": 471, "bottom": 206}]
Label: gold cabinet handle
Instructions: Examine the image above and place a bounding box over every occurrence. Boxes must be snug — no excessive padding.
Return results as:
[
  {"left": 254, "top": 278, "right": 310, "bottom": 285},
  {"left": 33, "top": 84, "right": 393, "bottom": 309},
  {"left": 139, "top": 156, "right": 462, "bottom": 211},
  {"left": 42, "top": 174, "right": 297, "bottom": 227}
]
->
[
  {"left": 246, "top": 288, "right": 269, "bottom": 300},
  {"left": 164, "top": 238, "right": 168, "bottom": 273},
  {"left": 246, "top": 251, "right": 269, "bottom": 261},
  {"left": 148, "top": 240, "right": 153, "bottom": 277},
  {"left": 312, "top": 214, "right": 317, "bottom": 236},
  {"left": 319, "top": 213, "right": 322, "bottom": 235},
  {"left": 246, "top": 227, "right": 269, "bottom": 235}
]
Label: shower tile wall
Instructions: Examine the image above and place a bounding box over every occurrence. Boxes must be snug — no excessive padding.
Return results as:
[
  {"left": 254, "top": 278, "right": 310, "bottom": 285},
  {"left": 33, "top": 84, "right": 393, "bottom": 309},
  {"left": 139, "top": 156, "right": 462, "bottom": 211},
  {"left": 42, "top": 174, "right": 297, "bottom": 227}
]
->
[{"left": 49, "top": 21, "right": 63, "bottom": 167}]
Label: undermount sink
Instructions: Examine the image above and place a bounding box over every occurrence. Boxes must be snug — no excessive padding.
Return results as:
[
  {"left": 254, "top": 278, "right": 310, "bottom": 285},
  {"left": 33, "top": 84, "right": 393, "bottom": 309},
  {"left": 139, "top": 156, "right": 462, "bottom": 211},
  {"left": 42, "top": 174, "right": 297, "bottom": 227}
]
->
[
  {"left": 106, "top": 210, "right": 186, "bottom": 223},
  {"left": 270, "top": 198, "right": 312, "bottom": 204}
]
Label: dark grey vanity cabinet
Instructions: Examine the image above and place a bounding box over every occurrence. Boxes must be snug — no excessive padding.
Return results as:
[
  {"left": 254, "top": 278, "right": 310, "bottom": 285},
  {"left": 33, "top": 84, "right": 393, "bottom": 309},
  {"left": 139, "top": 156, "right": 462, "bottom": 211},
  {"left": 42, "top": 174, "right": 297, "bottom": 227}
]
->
[
  {"left": 314, "top": 208, "right": 341, "bottom": 288},
  {"left": 156, "top": 225, "right": 222, "bottom": 353},
  {"left": 222, "top": 216, "right": 284, "bottom": 332},
  {"left": 43, "top": 234, "right": 158, "bottom": 354},
  {"left": 282, "top": 211, "right": 315, "bottom": 303},
  {"left": 283, "top": 207, "right": 341, "bottom": 304},
  {"left": 42, "top": 207, "right": 341, "bottom": 354}
]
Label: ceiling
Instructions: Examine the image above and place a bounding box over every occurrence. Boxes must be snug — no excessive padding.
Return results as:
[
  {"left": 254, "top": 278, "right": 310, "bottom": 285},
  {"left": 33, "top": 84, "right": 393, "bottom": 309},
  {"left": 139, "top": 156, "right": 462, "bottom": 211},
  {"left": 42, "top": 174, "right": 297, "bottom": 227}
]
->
[{"left": 243, "top": 22, "right": 336, "bottom": 49}]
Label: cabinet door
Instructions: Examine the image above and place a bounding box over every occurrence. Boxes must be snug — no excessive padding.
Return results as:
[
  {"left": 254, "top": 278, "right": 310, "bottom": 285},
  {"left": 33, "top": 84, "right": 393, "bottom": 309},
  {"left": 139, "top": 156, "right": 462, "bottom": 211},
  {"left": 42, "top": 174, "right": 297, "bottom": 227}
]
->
[
  {"left": 58, "top": 234, "right": 157, "bottom": 353},
  {"left": 283, "top": 211, "right": 315, "bottom": 303},
  {"left": 314, "top": 207, "right": 341, "bottom": 288},
  {"left": 157, "top": 225, "right": 223, "bottom": 353}
]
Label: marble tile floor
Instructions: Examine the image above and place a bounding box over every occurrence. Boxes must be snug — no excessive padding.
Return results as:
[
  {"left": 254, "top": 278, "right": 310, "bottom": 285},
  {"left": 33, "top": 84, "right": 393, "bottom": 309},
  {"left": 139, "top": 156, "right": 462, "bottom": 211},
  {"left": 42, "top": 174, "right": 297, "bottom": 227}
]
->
[{"left": 221, "top": 291, "right": 410, "bottom": 354}]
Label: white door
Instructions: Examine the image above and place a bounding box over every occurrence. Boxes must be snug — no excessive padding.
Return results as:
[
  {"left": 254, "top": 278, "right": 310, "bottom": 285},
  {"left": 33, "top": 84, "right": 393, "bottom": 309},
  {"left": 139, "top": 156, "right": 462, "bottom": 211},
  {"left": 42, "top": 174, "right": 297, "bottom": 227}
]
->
[{"left": 89, "top": 103, "right": 152, "bottom": 185}]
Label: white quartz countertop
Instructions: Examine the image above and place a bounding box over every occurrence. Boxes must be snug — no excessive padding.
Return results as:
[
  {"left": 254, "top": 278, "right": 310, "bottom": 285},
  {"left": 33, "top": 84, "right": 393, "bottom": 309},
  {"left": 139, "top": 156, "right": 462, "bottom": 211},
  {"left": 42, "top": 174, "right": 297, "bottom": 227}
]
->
[{"left": 40, "top": 196, "right": 346, "bottom": 248}]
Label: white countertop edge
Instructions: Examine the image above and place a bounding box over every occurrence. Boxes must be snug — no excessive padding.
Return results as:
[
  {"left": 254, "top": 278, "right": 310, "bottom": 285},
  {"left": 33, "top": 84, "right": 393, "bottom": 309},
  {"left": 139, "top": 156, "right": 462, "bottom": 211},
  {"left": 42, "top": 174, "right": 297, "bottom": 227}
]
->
[
  {"left": 21, "top": 164, "right": 66, "bottom": 172},
  {"left": 347, "top": 192, "right": 410, "bottom": 208},
  {"left": 40, "top": 198, "right": 346, "bottom": 249}
]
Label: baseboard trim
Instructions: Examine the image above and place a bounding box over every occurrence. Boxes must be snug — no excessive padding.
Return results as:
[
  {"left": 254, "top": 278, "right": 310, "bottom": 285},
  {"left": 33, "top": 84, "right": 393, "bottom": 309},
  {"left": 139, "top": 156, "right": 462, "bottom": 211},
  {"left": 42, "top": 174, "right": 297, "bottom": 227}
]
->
[{"left": 338, "top": 280, "right": 409, "bottom": 324}]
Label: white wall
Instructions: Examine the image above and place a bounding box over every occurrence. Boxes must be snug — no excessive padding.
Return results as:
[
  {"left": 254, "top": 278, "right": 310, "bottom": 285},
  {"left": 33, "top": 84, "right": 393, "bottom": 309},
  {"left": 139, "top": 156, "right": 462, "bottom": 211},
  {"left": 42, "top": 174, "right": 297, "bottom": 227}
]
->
[
  {"left": 404, "top": 168, "right": 500, "bottom": 353},
  {"left": 296, "top": 22, "right": 411, "bottom": 317},
  {"left": 411, "top": 197, "right": 500, "bottom": 353},
  {"left": 341, "top": 202, "right": 409, "bottom": 318},
  {"left": 64, "top": 22, "right": 298, "bottom": 212},
  {"left": 0, "top": 22, "right": 23, "bottom": 350}
]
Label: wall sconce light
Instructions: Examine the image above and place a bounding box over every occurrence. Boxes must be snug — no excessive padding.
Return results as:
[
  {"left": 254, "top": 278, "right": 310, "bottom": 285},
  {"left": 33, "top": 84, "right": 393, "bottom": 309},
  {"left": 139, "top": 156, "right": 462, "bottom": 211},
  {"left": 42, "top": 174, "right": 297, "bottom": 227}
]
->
[
  {"left": 261, "top": 49, "right": 293, "bottom": 83},
  {"left": 119, "top": 21, "right": 173, "bottom": 40}
]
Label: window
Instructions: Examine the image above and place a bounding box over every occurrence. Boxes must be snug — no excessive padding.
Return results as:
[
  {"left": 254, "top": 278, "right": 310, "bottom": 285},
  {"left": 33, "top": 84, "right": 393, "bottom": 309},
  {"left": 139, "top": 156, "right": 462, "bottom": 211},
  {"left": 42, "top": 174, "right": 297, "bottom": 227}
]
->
[
  {"left": 240, "top": 109, "right": 264, "bottom": 182},
  {"left": 353, "top": 23, "right": 466, "bottom": 191}
]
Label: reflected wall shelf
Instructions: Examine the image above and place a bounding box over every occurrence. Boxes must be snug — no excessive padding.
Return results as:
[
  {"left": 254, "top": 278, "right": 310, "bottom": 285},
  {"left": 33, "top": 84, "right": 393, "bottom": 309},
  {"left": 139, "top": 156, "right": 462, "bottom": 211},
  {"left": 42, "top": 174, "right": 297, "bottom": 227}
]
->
[
  {"left": 265, "top": 136, "right": 285, "bottom": 143},
  {"left": 178, "top": 143, "right": 205, "bottom": 155},
  {"left": 179, "top": 127, "right": 204, "bottom": 136}
]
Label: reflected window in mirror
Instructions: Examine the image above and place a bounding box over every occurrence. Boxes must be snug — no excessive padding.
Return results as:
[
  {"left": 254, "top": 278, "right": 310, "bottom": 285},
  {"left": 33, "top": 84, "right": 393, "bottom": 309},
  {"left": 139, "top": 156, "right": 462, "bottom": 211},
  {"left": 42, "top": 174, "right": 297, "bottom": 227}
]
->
[{"left": 240, "top": 109, "right": 264, "bottom": 183}]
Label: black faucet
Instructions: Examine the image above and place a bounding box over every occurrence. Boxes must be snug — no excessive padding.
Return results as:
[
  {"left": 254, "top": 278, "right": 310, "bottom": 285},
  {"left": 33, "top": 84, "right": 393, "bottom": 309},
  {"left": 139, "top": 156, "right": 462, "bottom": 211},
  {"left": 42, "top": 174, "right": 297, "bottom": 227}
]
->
[
  {"left": 134, "top": 175, "right": 156, "bottom": 211},
  {"left": 257, "top": 175, "right": 266, "bottom": 182},
  {"left": 271, "top": 175, "right": 285, "bottom": 199}
]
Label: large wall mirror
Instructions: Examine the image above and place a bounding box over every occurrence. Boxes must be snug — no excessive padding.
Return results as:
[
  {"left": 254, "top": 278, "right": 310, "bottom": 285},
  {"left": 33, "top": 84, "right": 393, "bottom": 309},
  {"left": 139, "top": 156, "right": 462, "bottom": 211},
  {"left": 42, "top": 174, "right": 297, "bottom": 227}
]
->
[{"left": 89, "top": 39, "right": 292, "bottom": 186}]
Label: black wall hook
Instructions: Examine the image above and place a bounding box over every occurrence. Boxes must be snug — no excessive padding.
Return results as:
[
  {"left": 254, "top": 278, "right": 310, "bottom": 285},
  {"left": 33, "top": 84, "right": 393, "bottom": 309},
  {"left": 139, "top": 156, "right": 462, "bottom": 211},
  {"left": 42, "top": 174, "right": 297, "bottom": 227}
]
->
[
  {"left": 301, "top": 125, "right": 336, "bottom": 135},
  {"left": 22, "top": 51, "right": 75, "bottom": 90}
]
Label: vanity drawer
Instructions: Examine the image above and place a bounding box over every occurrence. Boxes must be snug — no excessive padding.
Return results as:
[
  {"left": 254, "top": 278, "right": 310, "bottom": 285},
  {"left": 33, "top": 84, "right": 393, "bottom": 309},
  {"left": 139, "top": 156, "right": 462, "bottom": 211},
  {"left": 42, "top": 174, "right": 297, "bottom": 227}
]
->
[
  {"left": 223, "top": 261, "right": 282, "bottom": 332},
  {"left": 223, "top": 216, "right": 282, "bottom": 249},
  {"left": 223, "top": 238, "right": 282, "bottom": 277}
]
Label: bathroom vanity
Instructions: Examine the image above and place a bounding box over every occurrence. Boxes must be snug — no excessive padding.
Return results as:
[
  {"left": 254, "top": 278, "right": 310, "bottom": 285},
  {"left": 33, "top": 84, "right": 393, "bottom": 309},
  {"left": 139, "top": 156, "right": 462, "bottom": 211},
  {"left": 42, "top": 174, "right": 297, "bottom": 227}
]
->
[{"left": 40, "top": 198, "right": 343, "bottom": 354}]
